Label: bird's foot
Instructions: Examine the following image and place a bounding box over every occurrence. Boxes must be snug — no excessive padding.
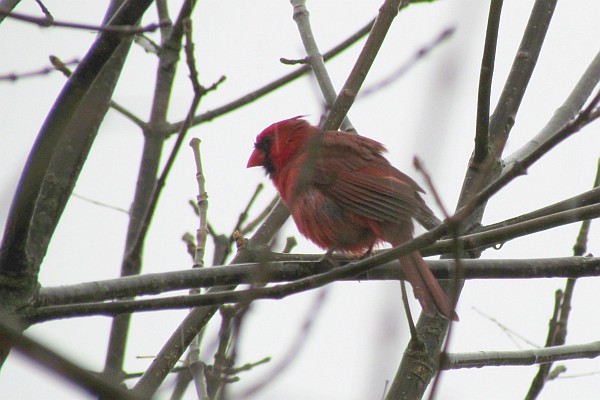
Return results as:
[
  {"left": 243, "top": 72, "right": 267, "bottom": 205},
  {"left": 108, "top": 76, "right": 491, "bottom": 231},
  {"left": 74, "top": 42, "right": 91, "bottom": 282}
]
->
[
  {"left": 317, "top": 248, "right": 339, "bottom": 270},
  {"left": 359, "top": 245, "right": 375, "bottom": 260}
]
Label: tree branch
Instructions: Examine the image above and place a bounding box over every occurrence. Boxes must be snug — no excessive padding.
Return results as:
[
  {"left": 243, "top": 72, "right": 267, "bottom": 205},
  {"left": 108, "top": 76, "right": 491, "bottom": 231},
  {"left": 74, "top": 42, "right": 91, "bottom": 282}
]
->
[
  {"left": 441, "top": 341, "right": 600, "bottom": 370},
  {"left": 167, "top": 18, "right": 375, "bottom": 135},
  {"left": 29, "top": 256, "right": 600, "bottom": 322},
  {"left": 290, "top": 0, "right": 354, "bottom": 131},
  {"left": 0, "top": 7, "right": 169, "bottom": 34},
  {"left": 324, "top": 0, "right": 404, "bottom": 130},
  {"left": 104, "top": 0, "right": 199, "bottom": 383},
  {"left": 473, "top": 0, "right": 503, "bottom": 164},
  {"left": 525, "top": 160, "right": 600, "bottom": 400},
  {"left": 389, "top": 1, "right": 562, "bottom": 398},
  {"left": 0, "top": 0, "right": 153, "bottom": 297},
  {"left": 0, "top": 314, "right": 142, "bottom": 400}
]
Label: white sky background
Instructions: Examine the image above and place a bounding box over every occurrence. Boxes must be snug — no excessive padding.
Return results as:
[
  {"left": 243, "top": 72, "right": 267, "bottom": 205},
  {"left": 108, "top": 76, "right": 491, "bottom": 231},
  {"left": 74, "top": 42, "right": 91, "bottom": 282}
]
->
[{"left": 1, "top": 0, "right": 599, "bottom": 399}]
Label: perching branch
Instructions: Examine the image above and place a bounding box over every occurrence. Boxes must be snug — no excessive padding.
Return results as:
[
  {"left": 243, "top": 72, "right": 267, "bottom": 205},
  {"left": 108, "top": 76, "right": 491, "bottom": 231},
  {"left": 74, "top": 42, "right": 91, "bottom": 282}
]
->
[{"left": 29, "top": 256, "right": 600, "bottom": 323}]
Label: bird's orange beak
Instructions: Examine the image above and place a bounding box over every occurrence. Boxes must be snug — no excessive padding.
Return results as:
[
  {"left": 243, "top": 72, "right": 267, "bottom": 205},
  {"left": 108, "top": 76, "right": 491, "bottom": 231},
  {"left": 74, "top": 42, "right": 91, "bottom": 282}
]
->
[{"left": 247, "top": 148, "right": 265, "bottom": 168}]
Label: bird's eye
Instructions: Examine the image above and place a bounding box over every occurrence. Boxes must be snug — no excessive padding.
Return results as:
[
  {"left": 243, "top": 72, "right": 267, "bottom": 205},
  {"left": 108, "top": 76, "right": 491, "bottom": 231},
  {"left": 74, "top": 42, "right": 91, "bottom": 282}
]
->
[{"left": 255, "top": 136, "right": 272, "bottom": 151}]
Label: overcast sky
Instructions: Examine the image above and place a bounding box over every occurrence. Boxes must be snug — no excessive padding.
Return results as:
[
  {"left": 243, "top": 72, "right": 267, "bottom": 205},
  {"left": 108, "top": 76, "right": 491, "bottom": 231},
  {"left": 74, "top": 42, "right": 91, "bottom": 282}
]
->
[{"left": 1, "top": 1, "right": 599, "bottom": 399}]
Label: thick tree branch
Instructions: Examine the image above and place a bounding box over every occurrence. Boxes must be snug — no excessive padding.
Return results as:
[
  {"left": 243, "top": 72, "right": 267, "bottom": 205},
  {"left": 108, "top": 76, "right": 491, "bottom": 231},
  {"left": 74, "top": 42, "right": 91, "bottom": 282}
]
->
[
  {"left": 29, "top": 256, "right": 600, "bottom": 322},
  {"left": 0, "top": 0, "right": 153, "bottom": 296},
  {"left": 389, "top": 1, "right": 561, "bottom": 398}
]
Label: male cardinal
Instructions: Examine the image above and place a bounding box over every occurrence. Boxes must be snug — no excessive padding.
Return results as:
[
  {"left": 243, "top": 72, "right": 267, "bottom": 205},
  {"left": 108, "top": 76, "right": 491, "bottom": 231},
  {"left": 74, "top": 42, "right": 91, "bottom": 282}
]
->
[{"left": 247, "top": 116, "right": 456, "bottom": 320}]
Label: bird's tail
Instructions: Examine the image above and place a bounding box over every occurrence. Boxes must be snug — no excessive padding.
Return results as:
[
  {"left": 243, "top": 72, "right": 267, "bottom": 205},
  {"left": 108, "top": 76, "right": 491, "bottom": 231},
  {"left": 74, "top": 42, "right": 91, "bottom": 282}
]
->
[{"left": 399, "top": 252, "right": 458, "bottom": 321}]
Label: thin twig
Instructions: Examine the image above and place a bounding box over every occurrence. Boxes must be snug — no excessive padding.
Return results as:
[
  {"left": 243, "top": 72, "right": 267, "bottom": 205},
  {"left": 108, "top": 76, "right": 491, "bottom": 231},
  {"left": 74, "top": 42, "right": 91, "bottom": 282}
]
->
[
  {"left": 190, "top": 139, "right": 209, "bottom": 267},
  {"left": 473, "top": 307, "right": 539, "bottom": 348},
  {"left": 109, "top": 100, "right": 147, "bottom": 128},
  {"left": 0, "top": 58, "right": 79, "bottom": 82},
  {"left": 0, "top": 7, "right": 169, "bottom": 34},
  {"left": 230, "top": 184, "right": 264, "bottom": 247},
  {"left": 71, "top": 193, "right": 129, "bottom": 215},
  {"left": 400, "top": 280, "right": 417, "bottom": 338},
  {"left": 27, "top": 54, "right": 146, "bottom": 128},
  {"left": 33, "top": 0, "right": 52, "bottom": 20},
  {"left": 237, "top": 290, "right": 328, "bottom": 399},
  {"left": 240, "top": 195, "right": 279, "bottom": 235},
  {"left": 167, "top": 18, "right": 375, "bottom": 135},
  {"left": 360, "top": 26, "right": 455, "bottom": 99}
]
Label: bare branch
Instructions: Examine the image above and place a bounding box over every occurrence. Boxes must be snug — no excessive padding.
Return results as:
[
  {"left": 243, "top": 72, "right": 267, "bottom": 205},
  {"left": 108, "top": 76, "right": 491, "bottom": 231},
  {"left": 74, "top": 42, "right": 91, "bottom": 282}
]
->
[
  {"left": 190, "top": 139, "right": 209, "bottom": 267},
  {"left": 360, "top": 26, "right": 455, "bottom": 99},
  {"left": 488, "top": 0, "right": 558, "bottom": 155},
  {"left": 505, "top": 49, "right": 600, "bottom": 167},
  {"left": 290, "top": 0, "right": 354, "bottom": 131},
  {"left": 427, "top": 202, "right": 600, "bottom": 257},
  {"left": 32, "top": 256, "right": 600, "bottom": 309},
  {"left": 526, "top": 160, "right": 600, "bottom": 400},
  {"left": 324, "top": 0, "right": 404, "bottom": 130},
  {"left": 0, "top": 0, "right": 154, "bottom": 299},
  {"left": 105, "top": 0, "right": 200, "bottom": 385},
  {"left": 0, "top": 58, "right": 79, "bottom": 82},
  {"left": 0, "top": 7, "right": 170, "bottom": 34},
  {"left": 167, "top": 17, "right": 375, "bottom": 135},
  {"left": 473, "top": 0, "right": 503, "bottom": 164},
  {"left": 0, "top": 314, "right": 142, "bottom": 400},
  {"left": 441, "top": 341, "right": 600, "bottom": 370},
  {"left": 29, "top": 256, "right": 600, "bottom": 322}
]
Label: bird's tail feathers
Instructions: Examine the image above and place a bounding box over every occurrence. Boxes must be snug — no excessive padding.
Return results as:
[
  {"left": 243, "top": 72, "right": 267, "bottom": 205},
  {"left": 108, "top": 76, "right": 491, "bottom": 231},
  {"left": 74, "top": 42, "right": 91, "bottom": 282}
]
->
[{"left": 399, "top": 253, "right": 458, "bottom": 321}]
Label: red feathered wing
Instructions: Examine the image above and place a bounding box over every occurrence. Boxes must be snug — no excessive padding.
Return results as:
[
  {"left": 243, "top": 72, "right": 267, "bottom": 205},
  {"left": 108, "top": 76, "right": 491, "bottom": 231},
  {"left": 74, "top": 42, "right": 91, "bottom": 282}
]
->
[
  {"left": 302, "top": 131, "right": 456, "bottom": 320},
  {"left": 309, "top": 132, "right": 432, "bottom": 226}
]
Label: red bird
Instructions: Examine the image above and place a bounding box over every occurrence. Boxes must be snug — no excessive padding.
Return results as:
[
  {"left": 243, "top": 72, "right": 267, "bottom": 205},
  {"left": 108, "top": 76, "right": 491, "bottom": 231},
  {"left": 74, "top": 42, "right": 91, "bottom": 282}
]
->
[{"left": 247, "top": 117, "right": 456, "bottom": 320}]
